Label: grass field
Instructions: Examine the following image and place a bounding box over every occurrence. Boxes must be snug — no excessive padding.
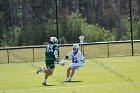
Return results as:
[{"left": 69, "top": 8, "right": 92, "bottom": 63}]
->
[{"left": 0, "top": 56, "right": 140, "bottom": 93}]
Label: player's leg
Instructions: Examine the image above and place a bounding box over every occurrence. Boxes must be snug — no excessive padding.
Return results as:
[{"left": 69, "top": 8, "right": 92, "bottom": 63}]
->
[
  {"left": 64, "top": 67, "right": 72, "bottom": 82},
  {"left": 44, "top": 68, "right": 54, "bottom": 75},
  {"left": 65, "top": 67, "right": 75, "bottom": 82},
  {"left": 64, "top": 67, "right": 71, "bottom": 82},
  {"left": 65, "top": 63, "right": 82, "bottom": 82},
  {"left": 69, "top": 67, "right": 76, "bottom": 80},
  {"left": 42, "top": 73, "right": 49, "bottom": 85},
  {"left": 64, "top": 63, "right": 74, "bottom": 82},
  {"left": 36, "top": 59, "right": 51, "bottom": 74},
  {"left": 42, "top": 68, "right": 54, "bottom": 85},
  {"left": 42, "top": 60, "right": 55, "bottom": 85},
  {"left": 36, "top": 66, "right": 44, "bottom": 74},
  {"left": 36, "top": 66, "right": 54, "bottom": 75},
  {"left": 67, "top": 67, "right": 71, "bottom": 78}
]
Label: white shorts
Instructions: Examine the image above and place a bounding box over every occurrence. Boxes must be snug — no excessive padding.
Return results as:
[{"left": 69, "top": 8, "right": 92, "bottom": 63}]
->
[{"left": 69, "top": 63, "right": 83, "bottom": 70}]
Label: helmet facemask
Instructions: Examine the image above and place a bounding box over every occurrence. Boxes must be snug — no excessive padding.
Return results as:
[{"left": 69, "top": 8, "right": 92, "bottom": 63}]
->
[
  {"left": 73, "top": 48, "right": 78, "bottom": 53},
  {"left": 72, "top": 44, "right": 79, "bottom": 53}
]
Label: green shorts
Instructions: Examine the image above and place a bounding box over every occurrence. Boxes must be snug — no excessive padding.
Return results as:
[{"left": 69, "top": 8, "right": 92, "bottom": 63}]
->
[{"left": 45, "top": 59, "right": 55, "bottom": 69}]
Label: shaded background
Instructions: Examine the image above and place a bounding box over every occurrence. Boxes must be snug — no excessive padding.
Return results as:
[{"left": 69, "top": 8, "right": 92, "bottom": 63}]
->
[{"left": 0, "top": 0, "right": 140, "bottom": 46}]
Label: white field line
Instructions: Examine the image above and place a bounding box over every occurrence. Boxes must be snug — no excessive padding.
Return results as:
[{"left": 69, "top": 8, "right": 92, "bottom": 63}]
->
[{"left": 0, "top": 83, "right": 139, "bottom": 93}]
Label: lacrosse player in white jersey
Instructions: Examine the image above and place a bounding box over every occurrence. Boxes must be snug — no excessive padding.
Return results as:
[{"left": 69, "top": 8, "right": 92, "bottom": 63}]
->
[{"left": 64, "top": 44, "right": 85, "bottom": 82}]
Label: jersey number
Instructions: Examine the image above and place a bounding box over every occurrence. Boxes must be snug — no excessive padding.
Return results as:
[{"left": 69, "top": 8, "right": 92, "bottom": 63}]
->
[
  {"left": 47, "top": 45, "right": 53, "bottom": 52},
  {"left": 72, "top": 57, "right": 78, "bottom": 63}
]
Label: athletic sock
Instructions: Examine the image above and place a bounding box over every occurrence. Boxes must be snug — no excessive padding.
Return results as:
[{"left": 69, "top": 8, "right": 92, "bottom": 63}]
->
[
  {"left": 43, "top": 79, "right": 46, "bottom": 83},
  {"left": 69, "top": 77, "right": 72, "bottom": 80}
]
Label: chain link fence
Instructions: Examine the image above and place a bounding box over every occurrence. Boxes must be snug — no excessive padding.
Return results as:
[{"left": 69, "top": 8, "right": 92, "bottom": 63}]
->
[{"left": 0, "top": 40, "right": 140, "bottom": 64}]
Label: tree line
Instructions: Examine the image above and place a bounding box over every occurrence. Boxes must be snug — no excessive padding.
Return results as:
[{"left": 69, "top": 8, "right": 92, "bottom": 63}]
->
[{"left": 0, "top": 0, "right": 140, "bottom": 46}]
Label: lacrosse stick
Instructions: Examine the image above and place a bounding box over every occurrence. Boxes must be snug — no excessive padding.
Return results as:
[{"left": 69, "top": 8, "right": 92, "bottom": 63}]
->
[
  {"left": 59, "top": 59, "right": 66, "bottom": 66},
  {"left": 79, "top": 36, "right": 85, "bottom": 56},
  {"left": 79, "top": 36, "right": 85, "bottom": 66}
]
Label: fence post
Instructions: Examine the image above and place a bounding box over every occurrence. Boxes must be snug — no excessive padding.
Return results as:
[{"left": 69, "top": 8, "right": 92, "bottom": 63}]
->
[
  {"left": 7, "top": 50, "right": 10, "bottom": 63},
  {"left": 32, "top": 48, "right": 35, "bottom": 62},
  {"left": 107, "top": 43, "right": 110, "bottom": 58}
]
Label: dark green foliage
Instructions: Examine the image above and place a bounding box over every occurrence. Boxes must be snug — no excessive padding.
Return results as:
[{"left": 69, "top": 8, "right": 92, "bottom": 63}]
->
[{"left": 0, "top": 0, "right": 140, "bottom": 46}]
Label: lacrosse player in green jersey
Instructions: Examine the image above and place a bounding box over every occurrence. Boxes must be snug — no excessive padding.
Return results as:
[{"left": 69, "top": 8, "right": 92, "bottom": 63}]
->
[{"left": 36, "top": 37, "right": 59, "bottom": 86}]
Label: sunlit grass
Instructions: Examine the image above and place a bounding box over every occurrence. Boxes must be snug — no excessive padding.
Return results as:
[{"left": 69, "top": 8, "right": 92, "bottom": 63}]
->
[{"left": 0, "top": 56, "right": 140, "bottom": 93}]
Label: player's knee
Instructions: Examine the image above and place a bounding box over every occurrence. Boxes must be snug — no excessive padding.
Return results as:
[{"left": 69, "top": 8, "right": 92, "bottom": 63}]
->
[
  {"left": 48, "top": 71, "right": 53, "bottom": 75},
  {"left": 49, "top": 70, "right": 54, "bottom": 75},
  {"left": 49, "top": 72, "right": 53, "bottom": 75},
  {"left": 45, "top": 70, "right": 53, "bottom": 75},
  {"left": 71, "top": 67, "right": 76, "bottom": 71}
]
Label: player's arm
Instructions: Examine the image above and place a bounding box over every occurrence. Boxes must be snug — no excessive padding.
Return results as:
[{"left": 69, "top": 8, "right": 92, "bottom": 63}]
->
[
  {"left": 65, "top": 51, "right": 72, "bottom": 60},
  {"left": 54, "top": 46, "right": 59, "bottom": 63},
  {"left": 54, "top": 49, "right": 58, "bottom": 59},
  {"left": 60, "top": 51, "right": 71, "bottom": 66}
]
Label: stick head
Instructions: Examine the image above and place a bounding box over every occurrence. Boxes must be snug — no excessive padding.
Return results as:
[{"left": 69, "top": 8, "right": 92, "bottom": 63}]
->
[{"left": 79, "top": 36, "right": 85, "bottom": 43}]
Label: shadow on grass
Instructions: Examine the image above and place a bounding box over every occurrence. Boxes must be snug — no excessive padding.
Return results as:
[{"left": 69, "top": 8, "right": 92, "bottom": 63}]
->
[
  {"left": 63, "top": 81, "right": 83, "bottom": 83},
  {"left": 44, "top": 84, "right": 56, "bottom": 86},
  {"left": 36, "top": 84, "right": 56, "bottom": 87}
]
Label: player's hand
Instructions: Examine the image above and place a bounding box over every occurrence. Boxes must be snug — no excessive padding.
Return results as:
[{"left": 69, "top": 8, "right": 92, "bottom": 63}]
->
[{"left": 55, "top": 58, "right": 60, "bottom": 64}]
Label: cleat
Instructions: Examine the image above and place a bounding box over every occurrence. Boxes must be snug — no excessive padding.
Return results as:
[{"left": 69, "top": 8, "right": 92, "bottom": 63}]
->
[
  {"left": 36, "top": 66, "right": 44, "bottom": 74},
  {"left": 64, "top": 78, "right": 71, "bottom": 82},
  {"left": 42, "top": 82, "right": 47, "bottom": 86}
]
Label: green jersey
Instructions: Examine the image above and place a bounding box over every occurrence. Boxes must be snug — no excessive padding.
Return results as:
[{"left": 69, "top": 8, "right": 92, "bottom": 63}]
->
[
  {"left": 45, "top": 44, "right": 59, "bottom": 61},
  {"left": 45, "top": 44, "right": 59, "bottom": 69}
]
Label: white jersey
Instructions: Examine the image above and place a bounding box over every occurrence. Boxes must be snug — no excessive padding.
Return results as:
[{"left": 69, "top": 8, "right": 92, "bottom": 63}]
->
[{"left": 67, "top": 50, "right": 84, "bottom": 64}]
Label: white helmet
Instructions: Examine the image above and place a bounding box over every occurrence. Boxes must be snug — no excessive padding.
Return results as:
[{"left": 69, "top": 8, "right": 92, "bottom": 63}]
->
[
  {"left": 50, "top": 37, "right": 58, "bottom": 43},
  {"left": 73, "top": 44, "right": 79, "bottom": 49}
]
